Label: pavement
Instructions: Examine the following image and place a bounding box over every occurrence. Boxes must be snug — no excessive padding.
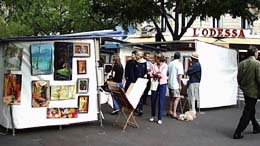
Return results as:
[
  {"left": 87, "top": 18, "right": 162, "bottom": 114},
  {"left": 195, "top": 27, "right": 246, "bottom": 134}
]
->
[{"left": 0, "top": 99, "right": 260, "bottom": 146}]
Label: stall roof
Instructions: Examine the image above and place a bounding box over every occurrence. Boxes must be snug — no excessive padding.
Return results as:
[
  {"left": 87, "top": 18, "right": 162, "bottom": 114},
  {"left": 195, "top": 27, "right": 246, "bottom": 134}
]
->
[{"left": 0, "top": 30, "right": 124, "bottom": 42}]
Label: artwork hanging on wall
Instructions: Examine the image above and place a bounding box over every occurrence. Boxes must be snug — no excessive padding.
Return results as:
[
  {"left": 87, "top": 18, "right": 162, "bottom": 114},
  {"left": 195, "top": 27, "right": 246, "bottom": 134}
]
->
[
  {"left": 32, "top": 80, "right": 50, "bottom": 107},
  {"left": 54, "top": 42, "right": 73, "bottom": 80},
  {"left": 77, "top": 78, "right": 89, "bottom": 94},
  {"left": 47, "top": 108, "right": 78, "bottom": 119},
  {"left": 4, "top": 44, "right": 23, "bottom": 71},
  {"left": 47, "top": 108, "right": 61, "bottom": 118},
  {"left": 60, "top": 108, "right": 78, "bottom": 118},
  {"left": 3, "top": 74, "right": 22, "bottom": 105},
  {"left": 31, "top": 43, "right": 52, "bottom": 75},
  {"left": 78, "top": 96, "right": 89, "bottom": 113},
  {"left": 73, "top": 43, "right": 90, "bottom": 57},
  {"left": 77, "top": 60, "right": 87, "bottom": 74},
  {"left": 50, "top": 85, "right": 76, "bottom": 100}
]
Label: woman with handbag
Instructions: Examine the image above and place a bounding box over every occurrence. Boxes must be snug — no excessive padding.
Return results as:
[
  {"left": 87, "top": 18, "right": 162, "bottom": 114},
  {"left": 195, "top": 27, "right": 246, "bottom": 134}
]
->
[{"left": 149, "top": 54, "right": 168, "bottom": 125}]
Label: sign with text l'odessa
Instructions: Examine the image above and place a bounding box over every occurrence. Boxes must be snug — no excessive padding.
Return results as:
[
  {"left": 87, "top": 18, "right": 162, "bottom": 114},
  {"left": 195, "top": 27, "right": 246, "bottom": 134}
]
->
[{"left": 191, "top": 28, "right": 246, "bottom": 38}]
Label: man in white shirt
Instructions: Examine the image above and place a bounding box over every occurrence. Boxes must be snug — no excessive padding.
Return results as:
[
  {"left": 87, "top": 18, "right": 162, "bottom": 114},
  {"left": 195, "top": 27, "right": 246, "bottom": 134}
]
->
[{"left": 167, "top": 52, "right": 184, "bottom": 119}]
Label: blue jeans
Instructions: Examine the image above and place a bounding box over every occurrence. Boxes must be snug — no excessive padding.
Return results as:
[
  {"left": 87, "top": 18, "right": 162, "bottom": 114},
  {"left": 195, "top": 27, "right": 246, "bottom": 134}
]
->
[
  {"left": 113, "top": 82, "right": 123, "bottom": 110},
  {"left": 151, "top": 84, "right": 167, "bottom": 120}
]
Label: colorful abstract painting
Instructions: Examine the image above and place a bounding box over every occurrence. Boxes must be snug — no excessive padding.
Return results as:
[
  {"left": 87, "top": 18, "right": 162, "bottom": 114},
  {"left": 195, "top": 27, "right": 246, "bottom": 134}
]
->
[
  {"left": 47, "top": 108, "right": 78, "bottom": 119},
  {"left": 78, "top": 96, "right": 89, "bottom": 113},
  {"left": 54, "top": 42, "right": 73, "bottom": 80},
  {"left": 32, "top": 80, "right": 50, "bottom": 107},
  {"left": 3, "top": 74, "right": 22, "bottom": 105},
  {"left": 60, "top": 108, "right": 78, "bottom": 118},
  {"left": 51, "top": 85, "right": 76, "bottom": 100},
  {"left": 4, "top": 44, "right": 23, "bottom": 71},
  {"left": 47, "top": 108, "right": 61, "bottom": 119},
  {"left": 31, "top": 43, "right": 52, "bottom": 75}
]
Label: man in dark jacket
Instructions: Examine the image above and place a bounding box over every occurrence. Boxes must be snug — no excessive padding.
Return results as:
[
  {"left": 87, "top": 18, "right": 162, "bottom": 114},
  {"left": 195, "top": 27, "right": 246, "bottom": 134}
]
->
[
  {"left": 233, "top": 46, "right": 260, "bottom": 139},
  {"left": 124, "top": 50, "right": 137, "bottom": 91}
]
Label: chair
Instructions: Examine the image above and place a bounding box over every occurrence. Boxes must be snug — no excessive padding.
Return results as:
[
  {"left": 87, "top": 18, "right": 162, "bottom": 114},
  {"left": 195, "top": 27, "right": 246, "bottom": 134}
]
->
[{"left": 107, "top": 81, "right": 139, "bottom": 132}]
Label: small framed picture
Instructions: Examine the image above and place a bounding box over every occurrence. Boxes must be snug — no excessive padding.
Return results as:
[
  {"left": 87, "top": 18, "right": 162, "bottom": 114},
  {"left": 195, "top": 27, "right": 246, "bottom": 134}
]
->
[
  {"left": 77, "top": 60, "right": 87, "bottom": 74},
  {"left": 77, "top": 78, "right": 89, "bottom": 94},
  {"left": 73, "top": 43, "right": 90, "bottom": 57},
  {"left": 78, "top": 96, "right": 89, "bottom": 113}
]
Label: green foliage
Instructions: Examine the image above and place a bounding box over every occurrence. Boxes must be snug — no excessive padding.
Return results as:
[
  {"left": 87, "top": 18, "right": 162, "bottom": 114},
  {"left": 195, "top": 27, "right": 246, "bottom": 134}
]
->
[{"left": 1, "top": 0, "right": 260, "bottom": 40}]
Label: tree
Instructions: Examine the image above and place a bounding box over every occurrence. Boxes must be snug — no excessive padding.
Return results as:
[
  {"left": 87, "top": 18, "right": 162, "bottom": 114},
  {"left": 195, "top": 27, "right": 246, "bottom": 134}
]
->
[{"left": 91, "top": 0, "right": 260, "bottom": 40}]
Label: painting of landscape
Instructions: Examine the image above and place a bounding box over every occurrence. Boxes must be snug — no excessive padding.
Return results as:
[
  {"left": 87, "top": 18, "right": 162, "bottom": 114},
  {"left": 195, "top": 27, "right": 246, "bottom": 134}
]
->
[{"left": 31, "top": 43, "right": 52, "bottom": 75}]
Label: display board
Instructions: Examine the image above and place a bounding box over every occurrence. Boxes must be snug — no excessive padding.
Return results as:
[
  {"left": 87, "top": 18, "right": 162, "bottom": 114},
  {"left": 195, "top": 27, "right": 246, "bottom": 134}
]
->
[
  {"left": 0, "top": 39, "right": 99, "bottom": 129},
  {"left": 196, "top": 41, "right": 238, "bottom": 108}
]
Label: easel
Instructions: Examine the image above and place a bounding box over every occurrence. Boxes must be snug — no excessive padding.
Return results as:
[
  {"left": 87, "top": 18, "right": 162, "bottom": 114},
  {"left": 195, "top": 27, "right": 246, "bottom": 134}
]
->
[{"left": 107, "top": 81, "right": 139, "bottom": 132}]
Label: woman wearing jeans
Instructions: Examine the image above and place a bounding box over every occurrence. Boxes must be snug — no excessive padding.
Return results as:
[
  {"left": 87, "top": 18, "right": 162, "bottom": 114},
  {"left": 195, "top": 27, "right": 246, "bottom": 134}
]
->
[{"left": 149, "top": 54, "right": 168, "bottom": 125}]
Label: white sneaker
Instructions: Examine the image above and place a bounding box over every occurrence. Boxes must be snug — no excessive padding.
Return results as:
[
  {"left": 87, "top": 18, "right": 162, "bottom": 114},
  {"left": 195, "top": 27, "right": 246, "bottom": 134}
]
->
[
  {"left": 149, "top": 117, "right": 155, "bottom": 122},
  {"left": 157, "top": 120, "right": 162, "bottom": 125}
]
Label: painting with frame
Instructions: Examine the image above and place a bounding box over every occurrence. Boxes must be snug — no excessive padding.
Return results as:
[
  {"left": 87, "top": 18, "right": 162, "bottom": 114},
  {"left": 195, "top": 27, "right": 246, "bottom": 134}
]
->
[
  {"left": 78, "top": 96, "right": 89, "bottom": 113},
  {"left": 77, "top": 60, "right": 87, "bottom": 74},
  {"left": 3, "top": 74, "right": 22, "bottom": 105},
  {"left": 77, "top": 78, "right": 89, "bottom": 94},
  {"left": 73, "top": 43, "right": 90, "bottom": 57}
]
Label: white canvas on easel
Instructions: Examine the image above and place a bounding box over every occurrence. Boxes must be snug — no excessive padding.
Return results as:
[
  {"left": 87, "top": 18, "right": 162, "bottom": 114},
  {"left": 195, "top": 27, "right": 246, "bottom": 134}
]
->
[{"left": 126, "top": 78, "right": 148, "bottom": 109}]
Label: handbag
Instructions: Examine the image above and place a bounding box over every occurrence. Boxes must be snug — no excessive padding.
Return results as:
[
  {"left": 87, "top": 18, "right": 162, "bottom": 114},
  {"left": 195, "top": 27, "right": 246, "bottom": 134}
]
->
[{"left": 150, "top": 79, "right": 159, "bottom": 91}]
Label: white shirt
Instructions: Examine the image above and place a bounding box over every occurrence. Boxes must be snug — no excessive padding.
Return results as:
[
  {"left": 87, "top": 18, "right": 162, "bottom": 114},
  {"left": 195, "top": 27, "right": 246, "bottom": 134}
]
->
[{"left": 168, "top": 59, "right": 184, "bottom": 89}]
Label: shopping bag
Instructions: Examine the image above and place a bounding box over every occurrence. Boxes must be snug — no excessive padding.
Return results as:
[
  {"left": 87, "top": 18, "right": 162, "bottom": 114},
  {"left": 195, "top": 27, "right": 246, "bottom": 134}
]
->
[{"left": 150, "top": 79, "right": 159, "bottom": 91}]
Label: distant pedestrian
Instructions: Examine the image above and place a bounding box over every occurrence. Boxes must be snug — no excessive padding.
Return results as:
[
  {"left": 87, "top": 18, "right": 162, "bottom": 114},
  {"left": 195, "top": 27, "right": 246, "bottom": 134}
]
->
[
  {"left": 187, "top": 52, "right": 201, "bottom": 117},
  {"left": 142, "top": 52, "right": 153, "bottom": 105},
  {"left": 233, "top": 46, "right": 260, "bottom": 139}
]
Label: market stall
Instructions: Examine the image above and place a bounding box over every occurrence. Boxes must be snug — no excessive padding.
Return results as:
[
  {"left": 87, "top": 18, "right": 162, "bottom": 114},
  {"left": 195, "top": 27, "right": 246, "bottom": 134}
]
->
[{"left": 0, "top": 32, "right": 121, "bottom": 130}]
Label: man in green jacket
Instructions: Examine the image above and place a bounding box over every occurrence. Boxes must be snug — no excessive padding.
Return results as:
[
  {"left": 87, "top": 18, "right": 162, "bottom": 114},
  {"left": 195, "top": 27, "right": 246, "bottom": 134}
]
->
[{"left": 233, "top": 46, "right": 260, "bottom": 139}]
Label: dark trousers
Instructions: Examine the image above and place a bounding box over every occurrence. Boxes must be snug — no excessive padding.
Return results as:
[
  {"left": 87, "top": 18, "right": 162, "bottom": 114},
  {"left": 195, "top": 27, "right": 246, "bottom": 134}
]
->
[
  {"left": 151, "top": 84, "right": 167, "bottom": 120},
  {"left": 235, "top": 95, "right": 260, "bottom": 134}
]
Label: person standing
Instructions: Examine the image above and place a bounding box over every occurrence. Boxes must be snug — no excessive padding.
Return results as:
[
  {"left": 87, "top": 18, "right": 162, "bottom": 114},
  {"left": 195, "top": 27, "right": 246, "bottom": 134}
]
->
[
  {"left": 187, "top": 52, "right": 201, "bottom": 117},
  {"left": 134, "top": 50, "right": 148, "bottom": 116},
  {"left": 233, "top": 46, "right": 260, "bottom": 139},
  {"left": 124, "top": 50, "right": 137, "bottom": 91},
  {"left": 167, "top": 52, "right": 184, "bottom": 119},
  {"left": 142, "top": 52, "right": 153, "bottom": 105},
  {"left": 110, "top": 55, "right": 124, "bottom": 115},
  {"left": 149, "top": 54, "right": 168, "bottom": 124}
]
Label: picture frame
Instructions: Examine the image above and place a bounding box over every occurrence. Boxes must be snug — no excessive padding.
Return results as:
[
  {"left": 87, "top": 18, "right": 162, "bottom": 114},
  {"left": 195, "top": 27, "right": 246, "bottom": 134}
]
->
[
  {"left": 77, "top": 60, "right": 87, "bottom": 74},
  {"left": 73, "top": 43, "right": 90, "bottom": 57},
  {"left": 78, "top": 96, "right": 89, "bottom": 113},
  {"left": 77, "top": 78, "right": 89, "bottom": 94}
]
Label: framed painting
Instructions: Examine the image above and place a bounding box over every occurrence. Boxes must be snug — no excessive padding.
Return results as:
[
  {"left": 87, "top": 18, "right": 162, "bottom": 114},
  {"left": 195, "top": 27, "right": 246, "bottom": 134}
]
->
[
  {"left": 51, "top": 85, "right": 76, "bottom": 100},
  {"left": 31, "top": 43, "right": 52, "bottom": 75},
  {"left": 32, "top": 80, "right": 50, "bottom": 107},
  {"left": 77, "top": 60, "right": 87, "bottom": 74},
  {"left": 3, "top": 74, "right": 22, "bottom": 105},
  {"left": 54, "top": 42, "right": 73, "bottom": 80},
  {"left": 60, "top": 108, "right": 78, "bottom": 118},
  {"left": 4, "top": 44, "right": 23, "bottom": 71},
  {"left": 73, "top": 43, "right": 90, "bottom": 57},
  {"left": 78, "top": 96, "right": 89, "bottom": 113},
  {"left": 77, "top": 78, "right": 89, "bottom": 94}
]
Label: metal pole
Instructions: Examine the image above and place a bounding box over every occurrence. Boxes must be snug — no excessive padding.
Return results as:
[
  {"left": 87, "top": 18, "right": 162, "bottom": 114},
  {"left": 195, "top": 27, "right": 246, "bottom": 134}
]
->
[{"left": 10, "top": 105, "right": 15, "bottom": 136}]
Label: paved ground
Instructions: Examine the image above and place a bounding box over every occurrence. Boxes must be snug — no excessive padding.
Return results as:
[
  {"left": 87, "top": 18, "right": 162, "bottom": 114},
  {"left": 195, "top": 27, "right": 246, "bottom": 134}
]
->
[{"left": 0, "top": 99, "right": 260, "bottom": 146}]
